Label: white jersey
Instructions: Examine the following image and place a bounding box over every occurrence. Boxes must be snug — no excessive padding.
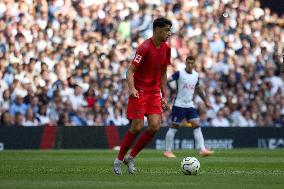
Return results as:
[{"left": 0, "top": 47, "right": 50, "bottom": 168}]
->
[{"left": 170, "top": 69, "right": 199, "bottom": 108}]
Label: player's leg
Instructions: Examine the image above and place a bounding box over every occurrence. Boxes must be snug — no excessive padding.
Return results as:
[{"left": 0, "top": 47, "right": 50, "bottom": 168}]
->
[
  {"left": 120, "top": 119, "right": 144, "bottom": 174},
  {"left": 187, "top": 108, "right": 214, "bottom": 156},
  {"left": 124, "top": 114, "right": 161, "bottom": 174},
  {"left": 130, "top": 114, "right": 161, "bottom": 158},
  {"left": 113, "top": 95, "right": 145, "bottom": 175},
  {"left": 164, "top": 124, "right": 179, "bottom": 158},
  {"left": 127, "top": 93, "right": 162, "bottom": 158},
  {"left": 164, "top": 106, "right": 185, "bottom": 158},
  {"left": 124, "top": 93, "right": 162, "bottom": 174},
  {"left": 117, "top": 120, "right": 144, "bottom": 160},
  {"left": 113, "top": 119, "right": 144, "bottom": 175}
]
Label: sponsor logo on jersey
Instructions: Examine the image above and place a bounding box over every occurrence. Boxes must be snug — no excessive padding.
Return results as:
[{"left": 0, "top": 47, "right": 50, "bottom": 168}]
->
[{"left": 182, "top": 83, "right": 195, "bottom": 90}]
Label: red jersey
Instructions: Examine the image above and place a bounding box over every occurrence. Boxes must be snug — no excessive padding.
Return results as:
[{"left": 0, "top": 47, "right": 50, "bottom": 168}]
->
[{"left": 131, "top": 38, "right": 171, "bottom": 93}]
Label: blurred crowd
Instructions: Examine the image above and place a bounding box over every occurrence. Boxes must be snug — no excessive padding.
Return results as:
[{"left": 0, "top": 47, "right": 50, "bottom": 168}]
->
[{"left": 0, "top": 0, "right": 283, "bottom": 127}]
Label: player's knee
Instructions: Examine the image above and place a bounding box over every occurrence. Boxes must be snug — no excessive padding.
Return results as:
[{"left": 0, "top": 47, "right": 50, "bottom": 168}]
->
[
  {"left": 130, "top": 121, "right": 144, "bottom": 134},
  {"left": 147, "top": 127, "right": 160, "bottom": 135},
  {"left": 148, "top": 123, "right": 161, "bottom": 134},
  {"left": 130, "top": 125, "right": 143, "bottom": 134}
]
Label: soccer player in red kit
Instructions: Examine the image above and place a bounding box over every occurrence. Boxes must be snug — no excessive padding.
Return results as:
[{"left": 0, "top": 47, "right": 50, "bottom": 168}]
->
[{"left": 113, "top": 17, "right": 172, "bottom": 175}]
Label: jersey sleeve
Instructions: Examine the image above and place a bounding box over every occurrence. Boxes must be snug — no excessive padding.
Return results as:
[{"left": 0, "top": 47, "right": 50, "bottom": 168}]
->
[
  {"left": 170, "top": 71, "right": 180, "bottom": 81},
  {"left": 131, "top": 44, "right": 148, "bottom": 67}
]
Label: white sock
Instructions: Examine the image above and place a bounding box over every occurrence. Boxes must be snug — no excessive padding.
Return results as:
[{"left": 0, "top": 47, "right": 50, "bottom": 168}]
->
[
  {"left": 165, "top": 128, "right": 178, "bottom": 152},
  {"left": 193, "top": 127, "right": 205, "bottom": 151},
  {"left": 114, "top": 158, "right": 123, "bottom": 164}
]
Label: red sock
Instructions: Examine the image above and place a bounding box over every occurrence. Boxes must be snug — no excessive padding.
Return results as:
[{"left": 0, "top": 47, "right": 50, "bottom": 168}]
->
[
  {"left": 117, "top": 130, "right": 137, "bottom": 160},
  {"left": 130, "top": 130, "right": 154, "bottom": 158}
]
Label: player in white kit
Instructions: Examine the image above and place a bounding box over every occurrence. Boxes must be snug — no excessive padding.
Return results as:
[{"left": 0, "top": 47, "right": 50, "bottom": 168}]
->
[{"left": 164, "top": 56, "right": 214, "bottom": 158}]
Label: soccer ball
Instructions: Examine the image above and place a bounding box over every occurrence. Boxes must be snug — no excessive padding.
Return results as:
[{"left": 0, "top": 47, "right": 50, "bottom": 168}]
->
[{"left": 181, "top": 156, "right": 200, "bottom": 175}]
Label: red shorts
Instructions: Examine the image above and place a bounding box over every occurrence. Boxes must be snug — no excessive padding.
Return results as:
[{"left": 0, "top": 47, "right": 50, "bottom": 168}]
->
[{"left": 127, "top": 91, "right": 162, "bottom": 120}]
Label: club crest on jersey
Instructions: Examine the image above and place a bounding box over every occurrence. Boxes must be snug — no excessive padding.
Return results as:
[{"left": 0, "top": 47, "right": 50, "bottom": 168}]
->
[{"left": 134, "top": 54, "right": 142, "bottom": 63}]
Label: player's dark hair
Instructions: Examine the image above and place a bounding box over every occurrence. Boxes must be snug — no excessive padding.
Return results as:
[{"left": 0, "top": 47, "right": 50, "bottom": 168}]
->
[
  {"left": 186, "top": 55, "right": 195, "bottom": 62},
  {"left": 153, "top": 17, "right": 172, "bottom": 29}
]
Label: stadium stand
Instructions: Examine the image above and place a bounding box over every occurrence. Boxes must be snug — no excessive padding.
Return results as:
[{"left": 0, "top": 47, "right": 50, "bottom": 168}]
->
[{"left": 0, "top": 0, "right": 283, "bottom": 127}]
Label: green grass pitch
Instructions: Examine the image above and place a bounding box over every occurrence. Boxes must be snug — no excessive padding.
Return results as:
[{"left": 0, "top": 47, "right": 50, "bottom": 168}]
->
[{"left": 0, "top": 149, "right": 284, "bottom": 189}]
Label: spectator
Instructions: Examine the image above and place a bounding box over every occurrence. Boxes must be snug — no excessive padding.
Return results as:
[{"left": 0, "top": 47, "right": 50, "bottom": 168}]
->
[
  {"left": 23, "top": 86, "right": 35, "bottom": 105},
  {"left": 27, "top": 96, "right": 39, "bottom": 114},
  {"left": 9, "top": 95, "right": 28, "bottom": 116},
  {"left": 69, "top": 85, "right": 87, "bottom": 110},
  {"left": 93, "top": 114, "right": 104, "bottom": 126},
  {"left": 211, "top": 91, "right": 225, "bottom": 114},
  {"left": 58, "top": 112, "right": 73, "bottom": 127},
  {"left": 59, "top": 80, "right": 74, "bottom": 102},
  {"left": 243, "top": 111, "right": 256, "bottom": 127},
  {"left": 84, "top": 87, "right": 96, "bottom": 109},
  {"left": 0, "top": 111, "right": 13, "bottom": 126},
  {"left": 36, "top": 105, "right": 52, "bottom": 126},
  {"left": 110, "top": 108, "right": 129, "bottom": 126},
  {"left": 14, "top": 112, "right": 24, "bottom": 127},
  {"left": 199, "top": 110, "right": 210, "bottom": 127},
  {"left": 211, "top": 108, "right": 230, "bottom": 127},
  {"left": 47, "top": 96, "right": 63, "bottom": 122},
  {"left": 69, "top": 107, "right": 88, "bottom": 126},
  {"left": 0, "top": 70, "right": 8, "bottom": 94},
  {"left": 0, "top": 89, "right": 11, "bottom": 113},
  {"left": 86, "top": 111, "right": 95, "bottom": 126},
  {"left": 23, "top": 108, "right": 39, "bottom": 127}
]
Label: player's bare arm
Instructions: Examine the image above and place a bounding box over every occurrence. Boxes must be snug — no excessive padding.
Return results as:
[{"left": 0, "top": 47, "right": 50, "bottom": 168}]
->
[
  {"left": 126, "top": 64, "right": 139, "bottom": 98},
  {"left": 195, "top": 85, "right": 212, "bottom": 109}
]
